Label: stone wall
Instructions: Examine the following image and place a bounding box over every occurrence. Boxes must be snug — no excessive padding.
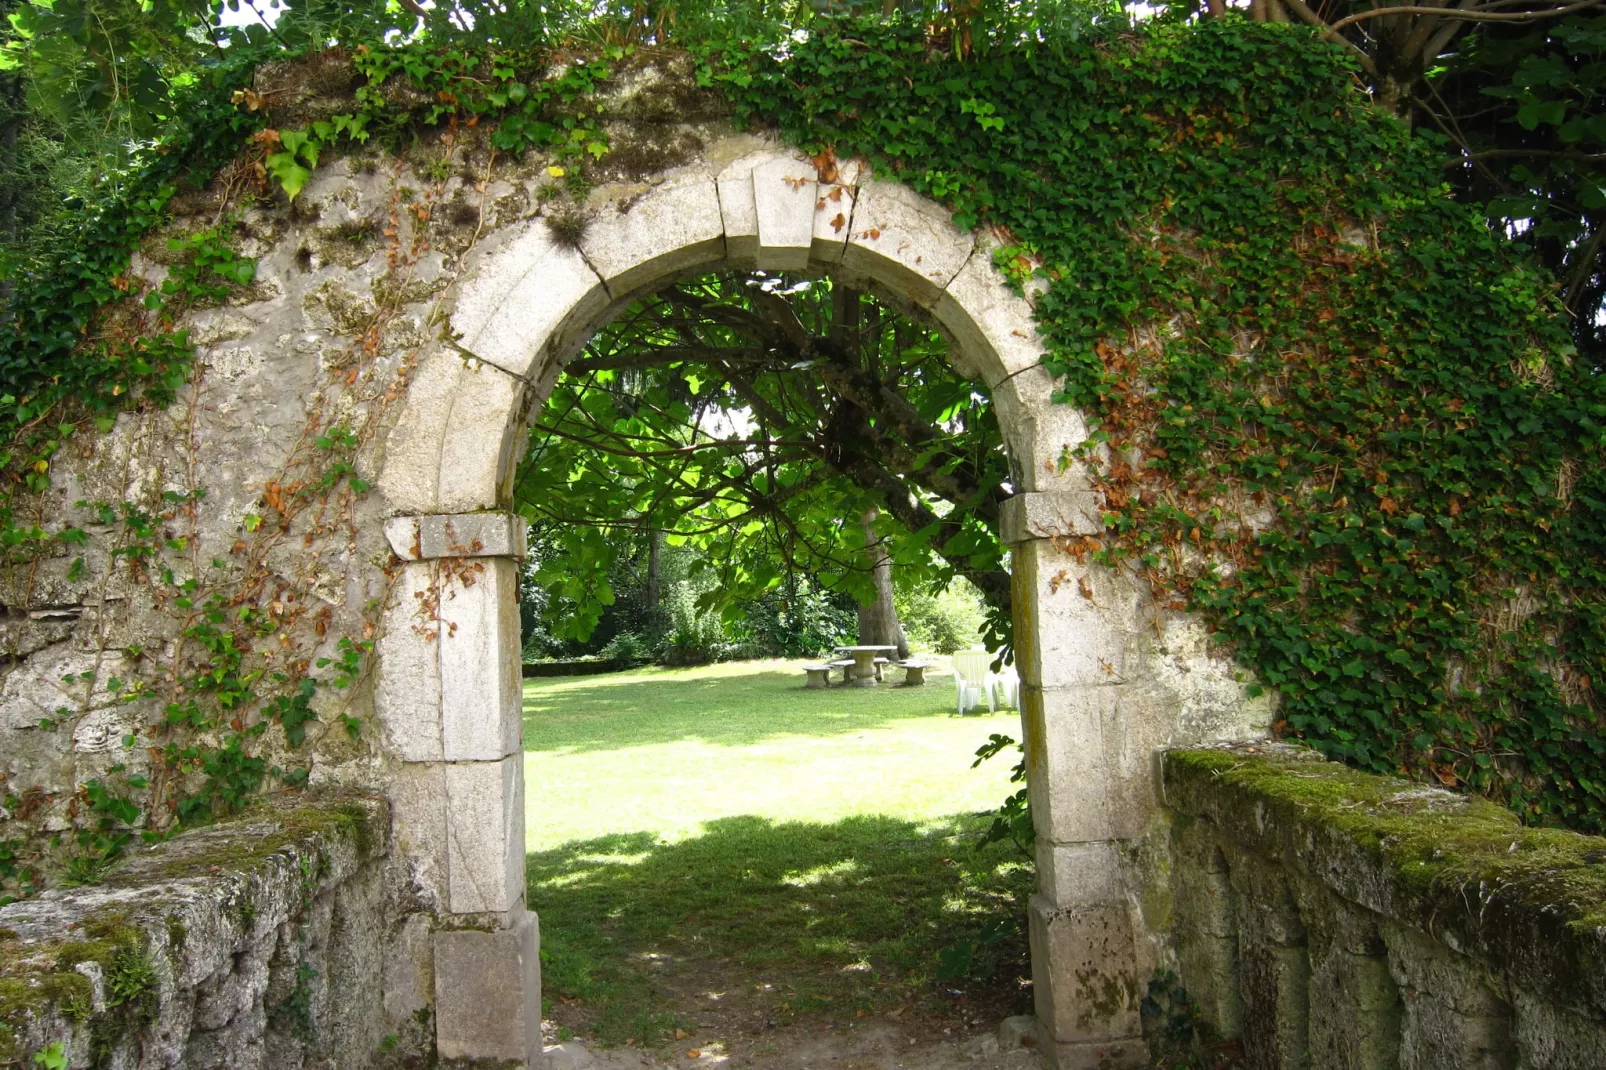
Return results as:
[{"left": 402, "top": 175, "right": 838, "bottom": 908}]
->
[
  {"left": 1161, "top": 743, "right": 1606, "bottom": 1069},
  {"left": 0, "top": 794, "right": 433, "bottom": 1069}
]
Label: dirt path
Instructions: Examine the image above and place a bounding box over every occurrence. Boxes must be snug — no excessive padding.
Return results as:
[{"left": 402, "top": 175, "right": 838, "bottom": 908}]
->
[
  {"left": 540, "top": 950, "right": 1045, "bottom": 1070},
  {"left": 543, "top": 1016, "right": 1045, "bottom": 1069}
]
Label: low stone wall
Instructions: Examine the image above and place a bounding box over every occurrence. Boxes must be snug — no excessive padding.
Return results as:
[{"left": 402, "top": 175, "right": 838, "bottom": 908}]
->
[
  {"left": 1160, "top": 744, "right": 1606, "bottom": 1069},
  {"left": 0, "top": 794, "right": 411, "bottom": 1069}
]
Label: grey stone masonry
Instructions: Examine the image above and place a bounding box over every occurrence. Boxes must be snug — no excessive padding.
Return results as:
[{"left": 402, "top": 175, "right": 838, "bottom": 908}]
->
[
  {"left": 1162, "top": 743, "right": 1606, "bottom": 1069},
  {"left": 0, "top": 794, "right": 419, "bottom": 1070}
]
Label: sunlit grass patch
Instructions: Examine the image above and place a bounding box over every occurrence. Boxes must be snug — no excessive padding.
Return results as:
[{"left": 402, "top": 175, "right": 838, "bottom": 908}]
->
[{"left": 524, "top": 660, "right": 1031, "bottom": 1047}]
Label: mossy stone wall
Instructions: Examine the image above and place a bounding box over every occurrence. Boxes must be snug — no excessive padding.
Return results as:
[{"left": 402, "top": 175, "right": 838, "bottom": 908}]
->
[
  {"left": 1162, "top": 744, "right": 1606, "bottom": 1067},
  {"left": 0, "top": 794, "right": 423, "bottom": 1069}
]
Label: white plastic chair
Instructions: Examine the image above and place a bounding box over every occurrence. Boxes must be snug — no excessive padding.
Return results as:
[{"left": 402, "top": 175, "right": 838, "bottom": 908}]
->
[
  {"left": 952, "top": 650, "right": 996, "bottom": 714},
  {"left": 994, "top": 663, "right": 1020, "bottom": 709}
]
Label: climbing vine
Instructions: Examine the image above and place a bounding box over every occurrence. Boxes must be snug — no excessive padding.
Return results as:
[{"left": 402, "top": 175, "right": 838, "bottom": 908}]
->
[{"left": 0, "top": 12, "right": 1600, "bottom": 904}]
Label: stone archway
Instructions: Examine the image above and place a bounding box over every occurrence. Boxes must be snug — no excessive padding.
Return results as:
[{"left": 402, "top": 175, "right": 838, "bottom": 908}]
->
[{"left": 373, "top": 139, "right": 1173, "bottom": 1069}]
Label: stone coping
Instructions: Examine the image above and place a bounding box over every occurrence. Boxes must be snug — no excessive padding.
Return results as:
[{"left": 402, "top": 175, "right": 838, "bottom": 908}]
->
[
  {"left": 1162, "top": 743, "right": 1606, "bottom": 1023},
  {"left": 0, "top": 792, "right": 387, "bottom": 1062}
]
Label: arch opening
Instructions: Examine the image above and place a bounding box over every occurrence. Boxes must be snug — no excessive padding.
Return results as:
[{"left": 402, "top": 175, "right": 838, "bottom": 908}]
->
[{"left": 375, "top": 143, "right": 1158, "bottom": 1069}]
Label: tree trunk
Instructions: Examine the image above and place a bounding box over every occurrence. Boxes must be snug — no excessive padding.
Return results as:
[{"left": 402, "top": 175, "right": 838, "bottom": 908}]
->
[
  {"left": 645, "top": 528, "right": 661, "bottom": 610},
  {"left": 857, "top": 509, "right": 908, "bottom": 659}
]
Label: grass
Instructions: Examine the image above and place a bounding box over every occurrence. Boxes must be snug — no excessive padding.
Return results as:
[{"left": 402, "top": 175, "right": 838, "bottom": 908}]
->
[{"left": 522, "top": 658, "right": 1033, "bottom": 1047}]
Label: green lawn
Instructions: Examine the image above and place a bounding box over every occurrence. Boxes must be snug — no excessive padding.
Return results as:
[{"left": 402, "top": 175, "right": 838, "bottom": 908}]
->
[{"left": 522, "top": 658, "right": 1034, "bottom": 1046}]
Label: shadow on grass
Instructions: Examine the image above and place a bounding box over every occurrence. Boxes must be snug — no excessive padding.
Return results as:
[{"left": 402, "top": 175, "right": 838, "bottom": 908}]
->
[
  {"left": 523, "top": 668, "right": 970, "bottom": 754},
  {"left": 529, "top": 811, "right": 1032, "bottom": 1047}
]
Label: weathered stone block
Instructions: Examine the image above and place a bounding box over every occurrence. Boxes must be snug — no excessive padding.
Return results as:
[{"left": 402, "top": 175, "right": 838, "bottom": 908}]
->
[
  {"left": 437, "top": 362, "right": 528, "bottom": 513},
  {"left": 1170, "top": 819, "right": 1244, "bottom": 1043},
  {"left": 390, "top": 761, "right": 450, "bottom": 911},
  {"left": 578, "top": 176, "right": 725, "bottom": 299},
  {"left": 1027, "top": 894, "right": 1143, "bottom": 1046},
  {"left": 1022, "top": 686, "right": 1115, "bottom": 844},
  {"left": 931, "top": 234, "right": 1046, "bottom": 388},
  {"left": 451, "top": 221, "right": 607, "bottom": 380},
  {"left": 444, "top": 756, "right": 526, "bottom": 915},
  {"left": 992, "top": 363, "right": 1093, "bottom": 494},
  {"left": 1011, "top": 539, "right": 1131, "bottom": 690},
  {"left": 379, "top": 347, "right": 463, "bottom": 514},
  {"left": 1035, "top": 840, "right": 1124, "bottom": 906},
  {"left": 1385, "top": 922, "right": 1517, "bottom": 1070},
  {"left": 1511, "top": 986, "right": 1606, "bottom": 1069},
  {"left": 716, "top": 157, "right": 762, "bottom": 263},
  {"left": 375, "top": 561, "right": 443, "bottom": 762},
  {"left": 434, "top": 910, "right": 542, "bottom": 1067},
  {"left": 438, "top": 558, "right": 522, "bottom": 762},
  {"left": 384, "top": 513, "right": 528, "bottom": 561},
  {"left": 1037, "top": 1036, "right": 1150, "bottom": 1070},
  {"left": 841, "top": 180, "right": 973, "bottom": 307},
  {"left": 752, "top": 157, "right": 817, "bottom": 271},
  {"left": 1230, "top": 854, "right": 1311, "bottom": 1069},
  {"left": 810, "top": 159, "right": 861, "bottom": 264}
]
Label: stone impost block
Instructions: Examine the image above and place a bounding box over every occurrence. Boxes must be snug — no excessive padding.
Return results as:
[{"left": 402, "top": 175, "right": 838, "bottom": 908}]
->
[
  {"left": 841, "top": 180, "right": 973, "bottom": 308},
  {"left": 444, "top": 756, "right": 526, "bottom": 915},
  {"left": 452, "top": 220, "right": 608, "bottom": 380},
  {"left": 578, "top": 177, "right": 725, "bottom": 299},
  {"left": 434, "top": 909, "right": 541, "bottom": 1067},
  {"left": 375, "top": 561, "right": 443, "bottom": 762},
  {"left": 439, "top": 558, "right": 523, "bottom": 762},
  {"left": 385, "top": 513, "right": 528, "bottom": 561},
  {"left": 1027, "top": 894, "right": 1143, "bottom": 1047},
  {"left": 752, "top": 157, "right": 818, "bottom": 271},
  {"left": 999, "top": 491, "right": 1104, "bottom": 546},
  {"left": 438, "top": 362, "right": 528, "bottom": 513}
]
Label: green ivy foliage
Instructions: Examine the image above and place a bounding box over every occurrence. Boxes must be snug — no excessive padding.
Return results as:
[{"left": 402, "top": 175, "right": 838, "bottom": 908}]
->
[{"left": 715, "top": 17, "right": 1605, "bottom": 830}]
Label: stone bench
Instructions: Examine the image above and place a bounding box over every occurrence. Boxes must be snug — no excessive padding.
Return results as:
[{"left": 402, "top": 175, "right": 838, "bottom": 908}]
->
[
  {"left": 899, "top": 660, "right": 931, "bottom": 686},
  {"left": 802, "top": 664, "right": 834, "bottom": 688},
  {"left": 829, "top": 658, "right": 855, "bottom": 684}
]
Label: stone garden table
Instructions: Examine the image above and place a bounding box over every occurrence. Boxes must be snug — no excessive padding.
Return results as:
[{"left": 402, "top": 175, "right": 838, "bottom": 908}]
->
[{"left": 835, "top": 645, "right": 900, "bottom": 687}]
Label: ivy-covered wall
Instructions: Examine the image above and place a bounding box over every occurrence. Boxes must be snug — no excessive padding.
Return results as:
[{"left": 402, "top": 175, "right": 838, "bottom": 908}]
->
[{"left": 716, "top": 18, "right": 1604, "bottom": 831}]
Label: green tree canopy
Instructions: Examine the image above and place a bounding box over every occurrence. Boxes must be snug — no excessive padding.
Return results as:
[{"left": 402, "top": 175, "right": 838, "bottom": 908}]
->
[{"left": 514, "top": 271, "right": 1012, "bottom": 649}]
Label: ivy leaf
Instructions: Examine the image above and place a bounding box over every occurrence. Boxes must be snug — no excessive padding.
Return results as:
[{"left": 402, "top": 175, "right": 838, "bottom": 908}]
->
[{"left": 264, "top": 153, "right": 311, "bottom": 200}]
